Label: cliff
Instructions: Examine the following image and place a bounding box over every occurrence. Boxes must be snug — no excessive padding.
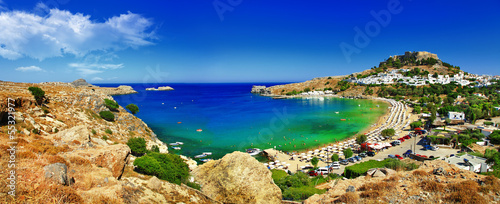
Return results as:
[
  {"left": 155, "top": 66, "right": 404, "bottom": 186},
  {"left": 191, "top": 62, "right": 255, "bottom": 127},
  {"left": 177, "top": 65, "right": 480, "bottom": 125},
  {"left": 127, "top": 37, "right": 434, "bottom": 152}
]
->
[{"left": 0, "top": 81, "right": 208, "bottom": 203}]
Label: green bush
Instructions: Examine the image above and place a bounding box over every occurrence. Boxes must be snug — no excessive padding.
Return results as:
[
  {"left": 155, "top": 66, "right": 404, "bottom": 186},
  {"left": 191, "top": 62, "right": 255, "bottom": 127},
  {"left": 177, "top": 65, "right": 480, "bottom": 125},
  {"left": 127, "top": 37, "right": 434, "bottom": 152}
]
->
[
  {"left": 105, "top": 129, "right": 112, "bottom": 134},
  {"left": 186, "top": 181, "right": 201, "bottom": 190},
  {"left": 410, "top": 121, "right": 423, "bottom": 129},
  {"left": 133, "top": 152, "right": 190, "bottom": 184},
  {"left": 99, "top": 111, "right": 115, "bottom": 121},
  {"left": 303, "top": 87, "right": 311, "bottom": 92},
  {"left": 91, "top": 129, "right": 97, "bottom": 135},
  {"left": 104, "top": 99, "right": 119, "bottom": 110},
  {"left": 127, "top": 137, "right": 148, "bottom": 156},
  {"left": 32, "top": 129, "right": 40, "bottom": 134},
  {"left": 381, "top": 128, "right": 395, "bottom": 137},
  {"left": 126, "top": 104, "right": 139, "bottom": 114},
  {"left": 490, "top": 130, "right": 500, "bottom": 145},
  {"left": 151, "top": 145, "right": 160, "bottom": 153},
  {"left": 484, "top": 121, "right": 494, "bottom": 126},
  {"left": 282, "top": 186, "right": 326, "bottom": 201},
  {"left": 28, "top": 87, "right": 45, "bottom": 105},
  {"left": 384, "top": 159, "right": 419, "bottom": 171},
  {"left": 311, "top": 157, "right": 319, "bottom": 168},
  {"left": 344, "top": 160, "right": 386, "bottom": 179},
  {"left": 102, "top": 135, "right": 108, "bottom": 141},
  {"left": 356, "top": 134, "right": 367, "bottom": 144}
]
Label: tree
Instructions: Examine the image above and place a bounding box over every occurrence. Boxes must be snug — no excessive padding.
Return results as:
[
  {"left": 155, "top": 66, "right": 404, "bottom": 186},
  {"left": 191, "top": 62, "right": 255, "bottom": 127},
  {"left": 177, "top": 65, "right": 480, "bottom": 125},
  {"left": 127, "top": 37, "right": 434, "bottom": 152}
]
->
[
  {"left": 151, "top": 145, "right": 160, "bottom": 153},
  {"left": 126, "top": 104, "right": 139, "bottom": 114},
  {"left": 303, "top": 87, "right": 311, "bottom": 92},
  {"left": 490, "top": 130, "right": 500, "bottom": 145},
  {"left": 381, "top": 128, "right": 396, "bottom": 137},
  {"left": 99, "top": 111, "right": 115, "bottom": 121},
  {"left": 343, "top": 148, "right": 353, "bottom": 159},
  {"left": 410, "top": 121, "right": 423, "bottom": 130},
  {"left": 28, "top": 87, "right": 45, "bottom": 105},
  {"left": 356, "top": 134, "right": 367, "bottom": 145},
  {"left": 413, "top": 106, "right": 422, "bottom": 114},
  {"left": 311, "top": 157, "right": 319, "bottom": 168},
  {"left": 331, "top": 154, "right": 339, "bottom": 162},
  {"left": 127, "top": 137, "right": 148, "bottom": 156},
  {"left": 104, "top": 99, "right": 119, "bottom": 111}
]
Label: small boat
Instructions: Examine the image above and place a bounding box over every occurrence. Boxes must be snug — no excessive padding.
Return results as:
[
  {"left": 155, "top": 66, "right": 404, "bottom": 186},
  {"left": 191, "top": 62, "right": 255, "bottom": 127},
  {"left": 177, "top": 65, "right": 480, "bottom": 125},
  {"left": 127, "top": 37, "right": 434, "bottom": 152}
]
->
[
  {"left": 194, "top": 154, "right": 208, "bottom": 159},
  {"left": 341, "top": 119, "right": 346, "bottom": 121},
  {"left": 200, "top": 159, "right": 212, "bottom": 163},
  {"left": 246, "top": 148, "right": 262, "bottom": 156},
  {"left": 176, "top": 142, "right": 184, "bottom": 145},
  {"left": 196, "top": 129, "right": 203, "bottom": 132},
  {"left": 172, "top": 147, "right": 181, "bottom": 150},
  {"left": 358, "top": 104, "right": 361, "bottom": 107},
  {"left": 169, "top": 142, "right": 184, "bottom": 146},
  {"left": 335, "top": 112, "right": 339, "bottom": 114},
  {"left": 177, "top": 122, "right": 182, "bottom": 124},
  {"left": 202, "top": 152, "right": 212, "bottom": 156}
]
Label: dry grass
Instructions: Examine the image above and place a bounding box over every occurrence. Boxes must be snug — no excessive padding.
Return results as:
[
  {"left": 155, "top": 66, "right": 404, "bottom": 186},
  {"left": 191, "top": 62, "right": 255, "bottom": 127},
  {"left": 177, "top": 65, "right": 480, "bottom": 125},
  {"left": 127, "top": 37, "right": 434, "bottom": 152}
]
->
[
  {"left": 18, "top": 151, "right": 38, "bottom": 159},
  {"left": 412, "top": 170, "right": 428, "bottom": 176},
  {"left": 27, "top": 138, "right": 71, "bottom": 155},
  {"left": 358, "top": 181, "right": 396, "bottom": 191},
  {"left": 420, "top": 180, "right": 445, "bottom": 192},
  {"left": 445, "top": 180, "right": 487, "bottom": 204},
  {"left": 360, "top": 190, "right": 383, "bottom": 198},
  {"left": 480, "top": 175, "right": 500, "bottom": 194},
  {"left": 336, "top": 192, "right": 359, "bottom": 203},
  {"left": 45, "top": 155, "right": 69, "bottom": 167},
  {"left": 88, "top": 195, "right": 123, "bottom": 204},
  {"left": 69, "top": 156, "right": 91, "bottom": 166}
]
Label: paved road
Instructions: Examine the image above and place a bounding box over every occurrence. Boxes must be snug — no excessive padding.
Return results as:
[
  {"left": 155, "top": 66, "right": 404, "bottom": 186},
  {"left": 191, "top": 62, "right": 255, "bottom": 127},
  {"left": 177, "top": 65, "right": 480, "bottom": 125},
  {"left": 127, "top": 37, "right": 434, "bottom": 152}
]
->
[{"left": 327, "top": 134, "right": 461, "bottom": 174}]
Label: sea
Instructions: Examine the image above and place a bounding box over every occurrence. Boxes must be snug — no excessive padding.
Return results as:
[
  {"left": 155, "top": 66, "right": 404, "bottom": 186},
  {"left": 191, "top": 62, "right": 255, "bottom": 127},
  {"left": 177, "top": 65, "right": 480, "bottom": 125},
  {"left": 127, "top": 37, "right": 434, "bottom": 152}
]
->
[{"left": 100, "top": 83, "right": 388, "bottom": 160}]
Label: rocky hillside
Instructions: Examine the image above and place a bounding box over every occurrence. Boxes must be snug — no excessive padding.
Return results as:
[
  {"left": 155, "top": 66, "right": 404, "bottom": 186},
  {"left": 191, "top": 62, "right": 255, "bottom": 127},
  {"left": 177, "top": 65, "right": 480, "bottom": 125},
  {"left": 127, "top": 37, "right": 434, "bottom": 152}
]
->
[
  {"left": 262, "top": 51, "right": 463, "bottom": 97},
  {"left": 0, "top": 81, "right": 208, "bottom": 203},
  {"left": 304, "top": 159, "right": 500, "bottom": 203}
]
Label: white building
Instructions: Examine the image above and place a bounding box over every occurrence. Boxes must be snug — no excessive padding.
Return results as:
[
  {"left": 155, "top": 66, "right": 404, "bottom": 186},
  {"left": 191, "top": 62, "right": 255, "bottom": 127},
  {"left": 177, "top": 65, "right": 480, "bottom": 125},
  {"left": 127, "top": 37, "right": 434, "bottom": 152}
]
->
[
  {"left": 448, "top": 112, "right": 465, "bottom": 120},
  {"left": 444, "top": 154, "right": 491, "bottom": 173}
]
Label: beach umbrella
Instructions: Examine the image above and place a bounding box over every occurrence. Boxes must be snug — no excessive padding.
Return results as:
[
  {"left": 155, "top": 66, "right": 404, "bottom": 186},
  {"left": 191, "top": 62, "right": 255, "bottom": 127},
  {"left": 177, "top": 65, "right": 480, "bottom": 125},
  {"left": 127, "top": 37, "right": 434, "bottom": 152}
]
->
[
  {"left": 275, "top": 160, "right": 280, "bottom": 163},
  {"left": 308, "top": 151, "right": 313, "bottom": 154},
  {"left": 269, "top": 162, "right": 275, "bottom": 165},
  {"left": 286, "top": 163, "right": 291, "bottom": 166}
]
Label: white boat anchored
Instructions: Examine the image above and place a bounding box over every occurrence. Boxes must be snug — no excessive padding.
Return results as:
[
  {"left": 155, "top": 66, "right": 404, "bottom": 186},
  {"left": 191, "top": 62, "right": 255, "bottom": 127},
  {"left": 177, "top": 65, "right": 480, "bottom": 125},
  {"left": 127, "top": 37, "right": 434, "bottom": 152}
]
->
[
  {"left": 200, "top": 159, "right": 212, "bottom": 163},
  {"left": 246, "top": 148, "right": 262, "bottom": 156},
  {"left": 169, "top": 142, "right": 184, "bottom": 146},
  {"left": 172, "top": 147, "right": 181, "bottom": 150},
  {"left": 202, "top": 152, "right": 212, "bottom": 156},
  {"left": 194, "top": 154, "right": 208, "bottom": 159}
]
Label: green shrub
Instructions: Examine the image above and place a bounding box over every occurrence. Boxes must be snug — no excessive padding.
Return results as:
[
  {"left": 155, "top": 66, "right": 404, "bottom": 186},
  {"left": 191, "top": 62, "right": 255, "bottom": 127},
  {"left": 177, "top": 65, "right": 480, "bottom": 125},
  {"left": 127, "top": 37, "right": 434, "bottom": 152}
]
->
[
  {"left": 102, "top": 135, "right": 108, "bottom": 141},
  {"left": 99, "top": 111, "right": 115, "bottom": 121},
  {"left": 186, "top": 181, "right": 201, "bottom": 190},
  {"left": 384, "top": 159, "right": 419, "bottom": 171},
  {"left": 54, "top": 128, "right": 59, "bottom": 133},
  {"left": 151, "top": 145, "right": 160, "bottom": 153},
  {"left": 133, "top": 152, "right": 190, "bottom": 185},
  {"left": 91, "top": 129, "right": 97, "bottom": 135},
  {"left": 283, "top": 186, "right": 326, "bottom": 201},
  {"left": 127, "top": 137, "right": 148, "bottom": 156},
  {"left": 490, "top": 130, "right": 500, "bottom": 145},
  {"left": 32, "top": 129, "right": 40, "bottom": 134},
  {"left": 104, "top": 99, "right": 119, "bottom": 110},
  {"left": 303, "top": 87, "right": 311, "bottom": 92},
  {"left": 28, "top": 87, "right": 45, "bottom": 105},
  {"left": 41, "top": 106, "right": 50, "bottom": 114},
  {"left": 311, "top": 157, "right": 319, "bottom": 168},
  {"left": 381, "top": 128, "right": 395, "bottom": 137},
  {"left": 105, "top": 129, "right": 112, "bottom": 134},
  {"left": 484, "top": 122, "right": 494, "bottom": 126},
  {"left": 344, "top": 160, "right": 386, "bottom": 179},
  {"left": 126, "top": 104, "right": 139, "bottom": 114}
]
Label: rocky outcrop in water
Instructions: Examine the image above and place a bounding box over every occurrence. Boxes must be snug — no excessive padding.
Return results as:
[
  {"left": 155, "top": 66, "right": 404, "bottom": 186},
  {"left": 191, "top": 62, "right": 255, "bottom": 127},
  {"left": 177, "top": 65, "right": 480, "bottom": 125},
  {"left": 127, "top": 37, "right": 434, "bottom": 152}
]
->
[
  {"left": 146, "top": 86, "right": 174, "bottom": 91},
  {"left": 193, "top": 151, "right": 282, "bottom": 204}
]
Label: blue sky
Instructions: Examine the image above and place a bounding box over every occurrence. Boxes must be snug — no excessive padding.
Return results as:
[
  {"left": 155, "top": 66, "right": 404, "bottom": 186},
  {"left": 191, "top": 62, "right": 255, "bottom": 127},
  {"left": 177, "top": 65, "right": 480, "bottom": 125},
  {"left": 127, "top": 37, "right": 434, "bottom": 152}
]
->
[{"left": 1, "top": 0, "right": 499, "bottom": 83}]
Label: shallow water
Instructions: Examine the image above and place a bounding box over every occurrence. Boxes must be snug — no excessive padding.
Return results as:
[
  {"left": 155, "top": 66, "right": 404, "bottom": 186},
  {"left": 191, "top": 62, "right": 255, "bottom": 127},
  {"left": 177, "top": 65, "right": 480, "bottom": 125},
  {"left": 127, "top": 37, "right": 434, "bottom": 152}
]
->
[{"left": 107, "top": 83, "right": 387, "bottom": 159}]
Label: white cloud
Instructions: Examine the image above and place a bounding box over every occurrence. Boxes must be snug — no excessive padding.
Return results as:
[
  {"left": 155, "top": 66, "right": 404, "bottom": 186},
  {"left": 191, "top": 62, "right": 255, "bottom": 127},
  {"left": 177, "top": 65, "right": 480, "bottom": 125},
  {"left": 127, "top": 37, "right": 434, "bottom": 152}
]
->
[
  {"left": 0, "top": 5, "right": 155, "bottom": 60},
  {"left": 69, "top": 62, "right": 123, "bottom": 76},
  {"left": 15, "top": 65, "right": 45, "bottom": 72},
  {"left": 91, "top": 77, "right": 104, "bottom": 81}
]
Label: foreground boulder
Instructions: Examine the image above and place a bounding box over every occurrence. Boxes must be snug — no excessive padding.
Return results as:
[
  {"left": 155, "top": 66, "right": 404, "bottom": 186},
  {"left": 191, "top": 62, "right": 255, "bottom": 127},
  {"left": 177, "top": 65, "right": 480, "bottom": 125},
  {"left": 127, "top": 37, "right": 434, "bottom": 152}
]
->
[
  {"left": 44, "top": 163, "right": 69, "bottom": 185},
  {"left": 91, "top": 144, "right": 131, "bottom": 179},
  {"left": 193, "top": 151, "right": 282, "bottom": 204}
]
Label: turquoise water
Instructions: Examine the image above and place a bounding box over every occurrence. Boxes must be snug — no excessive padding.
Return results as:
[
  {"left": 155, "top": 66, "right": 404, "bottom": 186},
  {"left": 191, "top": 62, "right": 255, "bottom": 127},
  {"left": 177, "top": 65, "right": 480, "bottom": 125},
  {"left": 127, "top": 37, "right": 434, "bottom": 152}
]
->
[{"left": 107, "top": 83, "right": 387, "bottom": 159}]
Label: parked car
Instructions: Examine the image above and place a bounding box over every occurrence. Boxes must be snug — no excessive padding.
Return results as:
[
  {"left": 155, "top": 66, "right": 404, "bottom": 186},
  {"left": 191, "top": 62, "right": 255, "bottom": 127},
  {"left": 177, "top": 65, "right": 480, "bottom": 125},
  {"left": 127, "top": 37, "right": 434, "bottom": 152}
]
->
[
  {"left": 432, "top": 146, "right": 439, "bottom": 151},
  {"left": 403, "top": 135, "right": 411, "bottom": 139},
  {"left": 367, "top": 151, "right": 376, "bottom": 157},
  {"left": 340, "top": 159, "right": 349, "bottom": 165},
  {"left": 329, "top": 162, "right": 341, "bottom": 170},
  {"left": 395, "top": 154, "right": 403, "bottom": 160},
  {"left": 388, "top": 154, "right": 396, "bottom": 159},
  {"left": 315, "top": 167, "right": 330, "bottom": 176},
  {"left": 398, "top": 138, "right": 405, "bottom": 142},
  {"left": 348, "top": 157, "right": 357, "bottom": 163},
  {"left": 392, "top": 140, "right": 401, "bottom": 146},
  {"left": 354, "top": 155, "right": 362, "bottom": 161},
  {"left": 359, "top": 152, "right": 367, "bottom": 158},
  {"left": 308, "top": 170, "right": 318, "bottom": 176}
]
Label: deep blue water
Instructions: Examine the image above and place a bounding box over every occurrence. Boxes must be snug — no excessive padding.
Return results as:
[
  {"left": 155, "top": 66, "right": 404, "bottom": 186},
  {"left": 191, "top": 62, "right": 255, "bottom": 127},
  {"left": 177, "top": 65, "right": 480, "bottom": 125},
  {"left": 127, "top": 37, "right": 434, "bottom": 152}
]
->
[{"left": 100, "top": 83, "right": 386, "bottom": 159}]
